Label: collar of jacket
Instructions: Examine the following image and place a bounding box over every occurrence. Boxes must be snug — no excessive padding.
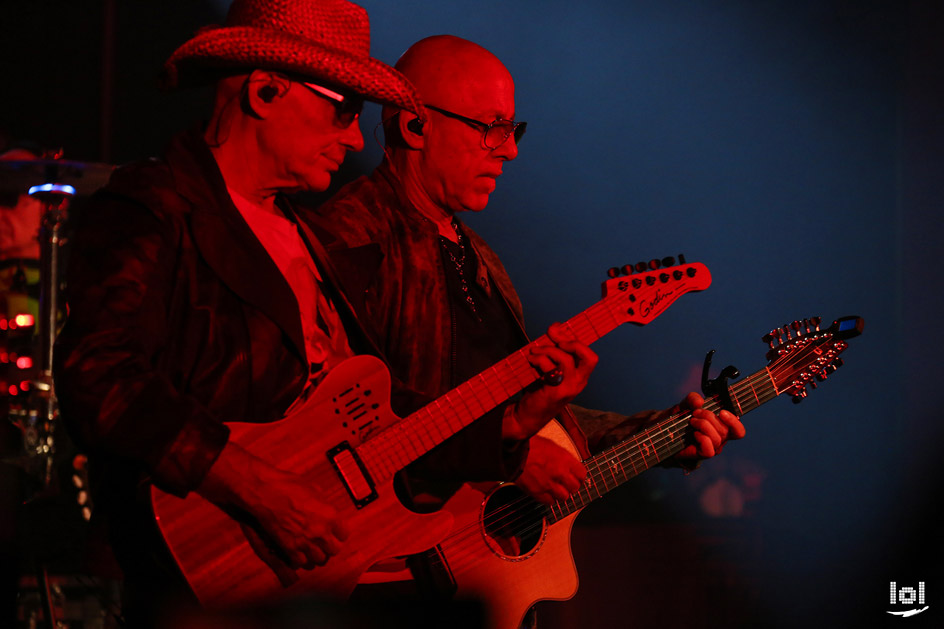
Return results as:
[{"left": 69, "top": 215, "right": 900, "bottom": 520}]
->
[
  {"left": 164, "top": 128, "right": 307, "bottom": 364},
  {"left": 369, "top": 159, "right": 530, "bottom": 345},
  {"left": 373, "top": 160, "right": 501, "bottom": 299},
  {"left": 372, "top": 161, "right": 589, "bottom": 456}
]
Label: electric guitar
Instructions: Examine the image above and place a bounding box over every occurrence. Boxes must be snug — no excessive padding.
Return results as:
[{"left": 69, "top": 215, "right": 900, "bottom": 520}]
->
[
  {"left": 151, "top": 258, "right": 711, "bottom": 605},
  {"left": 432, "top": 315, "right": 864, "bottom": 629}
]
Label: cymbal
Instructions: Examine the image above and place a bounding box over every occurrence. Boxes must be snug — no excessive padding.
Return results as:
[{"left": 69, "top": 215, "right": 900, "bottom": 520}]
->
[{"left": 0, "top": 159, "right": 114, "bottom": 197}]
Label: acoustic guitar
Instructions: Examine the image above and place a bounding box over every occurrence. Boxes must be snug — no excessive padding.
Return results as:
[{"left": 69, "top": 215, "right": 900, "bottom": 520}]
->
[{"left": 432, "top": 315, "right": 864, "bottom": 629}]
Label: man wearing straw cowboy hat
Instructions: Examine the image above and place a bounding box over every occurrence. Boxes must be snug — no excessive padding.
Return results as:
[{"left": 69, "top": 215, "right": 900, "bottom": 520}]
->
[{"left": 53, "top": 0, "right": 595, "bottom": 625}]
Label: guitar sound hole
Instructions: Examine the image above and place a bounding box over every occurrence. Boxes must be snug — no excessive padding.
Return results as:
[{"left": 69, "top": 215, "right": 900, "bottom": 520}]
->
[{"left": 481, "top": 485, "right": 546, "bottom": 560}]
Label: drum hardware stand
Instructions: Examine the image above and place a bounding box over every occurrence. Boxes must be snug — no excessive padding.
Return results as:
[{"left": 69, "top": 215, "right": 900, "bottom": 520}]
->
[{"left": 21, "top": 166, "right": 76, "bottom": 629}]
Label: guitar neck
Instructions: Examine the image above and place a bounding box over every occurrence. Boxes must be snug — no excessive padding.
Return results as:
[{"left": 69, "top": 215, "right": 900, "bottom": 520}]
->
[
  {"left": 359, "top": 297, "right": 627, "bottom": 481},
  {"left": 546, "top": 365, "right": 778, "bottom": 524}
]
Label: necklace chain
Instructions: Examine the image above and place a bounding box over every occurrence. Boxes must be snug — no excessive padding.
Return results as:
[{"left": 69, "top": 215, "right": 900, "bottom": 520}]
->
[{"left": 441, "top": 223, "right": 478, "bottom": 316}]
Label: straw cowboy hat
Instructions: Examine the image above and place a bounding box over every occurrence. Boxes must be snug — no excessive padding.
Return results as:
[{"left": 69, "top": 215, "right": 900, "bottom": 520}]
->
[{"left": 162, "top": 0, "right": 423, "bottom": 116}]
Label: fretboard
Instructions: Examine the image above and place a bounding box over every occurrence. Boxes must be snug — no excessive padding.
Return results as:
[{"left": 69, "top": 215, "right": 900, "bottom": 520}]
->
[
  {"left": 546, "top": 365, "right": 779, "bottom": 524},
  {"left": 358, "top": 294, "right": 630, "bottom": 481}
]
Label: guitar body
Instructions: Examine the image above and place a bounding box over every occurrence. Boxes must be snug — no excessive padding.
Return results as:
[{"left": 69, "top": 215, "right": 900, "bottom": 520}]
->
[
  {"left": 440, "top": 421, "right": 582, "bottom": 629},
  {"left": 151, "top": 355, "right": 453, "bottom": 606}
]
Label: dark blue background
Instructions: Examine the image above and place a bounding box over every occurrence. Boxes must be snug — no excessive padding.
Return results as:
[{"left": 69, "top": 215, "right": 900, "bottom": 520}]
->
[{"left": 3, "top": 1, "right": 940, "bottom": 626}]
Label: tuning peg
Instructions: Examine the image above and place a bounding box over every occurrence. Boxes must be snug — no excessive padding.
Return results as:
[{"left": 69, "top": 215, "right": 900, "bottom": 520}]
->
[
  {"left": 791, "top": 321, "right": 802, "bottom": 335},
  {"left": 823, "top": 360, "right": 843, "bottom": 376},
  {"left": 812, "top": 316, "right": 822, "bottom": 331},
  {"left": 792, "top": 388, "right": 808, "bottom": 404},
  {"left": 764, "top": 330, "right": 777, "bottom": 344},
  {"left": 673, "top": 270, "right": 683, "bottom": 280},
  {"left": 634, "top": 261, "right": 648, "bottom": 273},
  {"left": 661, "top": 256, "right": 676, "bottom": 267},
  {"left": 686, "top": 267, "right": 697, "bottom": 278},
  {"left": 660, "top": 272, "right": 669, "bottom": 283},
  {"left": 678, "top": 253, "right": 687, "bottom": 264},
  {"left": 621, "top": 264, "right": 634, "bottom": 276},
  {"left": 607, "top": 267, "right": 620, "bottom": 278},
  {"left": 648, "top": 259, "right": 661, "bottom": 270}
]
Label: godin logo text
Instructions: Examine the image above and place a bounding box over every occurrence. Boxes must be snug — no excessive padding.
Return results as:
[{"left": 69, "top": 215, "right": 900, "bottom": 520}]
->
[{"left": 888, "top": 581, "right": 929, "bottom": 617}]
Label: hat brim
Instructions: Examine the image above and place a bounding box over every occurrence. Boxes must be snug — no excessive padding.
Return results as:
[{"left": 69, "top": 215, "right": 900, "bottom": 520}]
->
[{"left": 163, "top": 25, "right": 423, "bottom": 116}]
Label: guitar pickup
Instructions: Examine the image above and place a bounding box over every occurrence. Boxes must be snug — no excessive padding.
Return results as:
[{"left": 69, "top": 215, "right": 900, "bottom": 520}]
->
[{"left": 327, "top": 442, "right": 378, "bottom": 509}]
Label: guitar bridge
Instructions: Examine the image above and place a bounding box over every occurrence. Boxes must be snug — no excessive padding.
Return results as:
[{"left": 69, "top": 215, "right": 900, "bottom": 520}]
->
[{"left": 327, "top": 442, "right": 377, "bottom": 508}]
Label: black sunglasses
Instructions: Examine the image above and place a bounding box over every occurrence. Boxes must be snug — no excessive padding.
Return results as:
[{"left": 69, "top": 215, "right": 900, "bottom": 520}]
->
[
  {"left": 295, "top": 80, "right": 364, "bottom": 128},
  {"left": 425, "top": 104, "right": 527, "bottom": 149}
]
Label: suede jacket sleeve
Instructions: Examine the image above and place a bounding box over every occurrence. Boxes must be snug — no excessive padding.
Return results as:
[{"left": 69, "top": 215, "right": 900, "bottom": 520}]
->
[
  {"left": 54, "top": 178, "right": 229, "bottom": 497},
  {"left": 54, "top": 145, "right": 310, "bottom": 498}
]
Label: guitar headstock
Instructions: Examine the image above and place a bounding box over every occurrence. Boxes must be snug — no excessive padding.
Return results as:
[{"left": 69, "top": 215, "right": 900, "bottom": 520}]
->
[
  {"left": 602, "top": 255, "right": 711, "bottom": 325},
  {"left": 764, "top": 315, "right": 864, "bottom": 402}
]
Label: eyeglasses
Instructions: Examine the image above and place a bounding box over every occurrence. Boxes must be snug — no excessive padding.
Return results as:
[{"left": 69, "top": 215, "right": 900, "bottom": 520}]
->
[
  {"left": 425, "top": 104, "right": 527, "bottom": 149},
  {"left": 296, "top": 80, "right": 364, "bottom": 128}
]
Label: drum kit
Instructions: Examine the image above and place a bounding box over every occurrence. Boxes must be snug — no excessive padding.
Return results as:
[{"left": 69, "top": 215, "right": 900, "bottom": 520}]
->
[
  {"left": 1, "top": 155, "right": 114, "bottom": 628},
  {"left": 1, "top": 156, "right": 113, "bottom": 486}
]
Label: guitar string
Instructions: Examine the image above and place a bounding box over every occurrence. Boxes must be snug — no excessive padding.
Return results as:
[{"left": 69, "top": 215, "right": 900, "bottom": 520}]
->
[
  {"left": 459, "top": 347, "right": 820, "bottom": 545},
  {"left": 366, "top": 275, "right": 706, "bottom": 478},
  {"left": 363, "top": 291, "right": 631, "bottom": 478},
  {"left": 435, "top": 345, "right": 831, "bottom": 570},
  {"left": 438, "top": 387, "right": 757, "bottom": 568},
  {"left": 444, "top": 400, "right": 759, "bottom": 571},
  {"left": 464, "top": 367, "right": 775, "bottom": 530},
  {"left": 443, "top": 343, "right": 835, "bottom": 571}
]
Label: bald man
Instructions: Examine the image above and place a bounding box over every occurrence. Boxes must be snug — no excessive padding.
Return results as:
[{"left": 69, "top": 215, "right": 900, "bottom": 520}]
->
[{"left": 316, "top": 34, "right": 743, "bottom": 512}]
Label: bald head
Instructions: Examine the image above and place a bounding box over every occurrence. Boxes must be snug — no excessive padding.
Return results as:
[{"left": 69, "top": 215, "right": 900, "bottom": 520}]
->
[
  {"left": 398, "top": 36, "right": 513, "bottom": 110},
  {"left": 382, "top": 35, "right": 519, "bottom": 217},
  {"left": 383, "top": 35, "right": 515, "bottom": 134}
]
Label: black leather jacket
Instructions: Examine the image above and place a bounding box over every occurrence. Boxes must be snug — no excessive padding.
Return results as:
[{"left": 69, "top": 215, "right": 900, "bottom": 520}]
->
[
  {"left": 54, "top": 129, "right": 526, "bottom": 527},
  {"left": 55, "top": 130, "right": 319, "bottom": 502}
]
